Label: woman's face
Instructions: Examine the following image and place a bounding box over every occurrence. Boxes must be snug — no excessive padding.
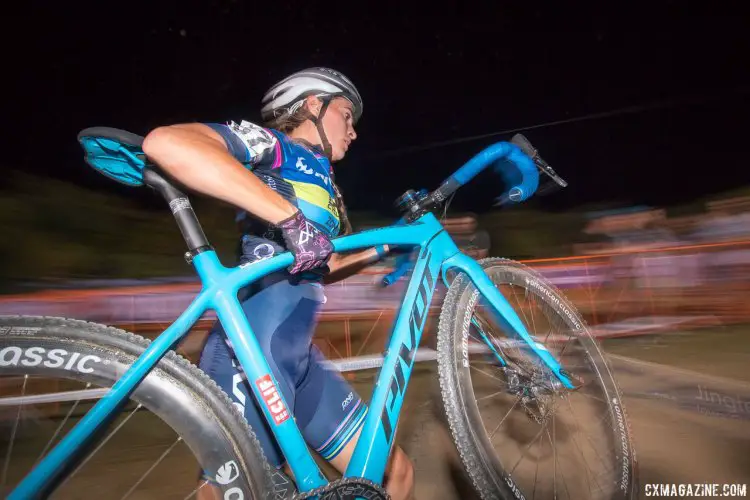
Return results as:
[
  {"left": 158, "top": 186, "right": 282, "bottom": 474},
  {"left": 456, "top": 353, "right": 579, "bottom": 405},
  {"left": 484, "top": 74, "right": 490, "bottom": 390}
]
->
[{"left": 318, "top": 97, "right": 357, "bottom": 162}]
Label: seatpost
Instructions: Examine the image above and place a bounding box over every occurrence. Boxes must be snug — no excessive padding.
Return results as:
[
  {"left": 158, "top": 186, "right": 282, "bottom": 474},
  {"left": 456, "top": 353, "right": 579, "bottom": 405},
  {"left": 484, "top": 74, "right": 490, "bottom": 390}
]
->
[{"left": 143, "top": 168, "right": 212, "bottom": 262}]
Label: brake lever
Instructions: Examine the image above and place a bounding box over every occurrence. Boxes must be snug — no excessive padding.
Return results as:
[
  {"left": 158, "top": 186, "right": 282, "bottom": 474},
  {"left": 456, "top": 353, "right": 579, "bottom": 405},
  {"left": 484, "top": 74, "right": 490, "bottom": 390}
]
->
[
  {"left": 536, "top": 157, "right": 568, "bottom": 188},
  {"left": 511, "top": 134, "right": 568, "bottom": 188}
]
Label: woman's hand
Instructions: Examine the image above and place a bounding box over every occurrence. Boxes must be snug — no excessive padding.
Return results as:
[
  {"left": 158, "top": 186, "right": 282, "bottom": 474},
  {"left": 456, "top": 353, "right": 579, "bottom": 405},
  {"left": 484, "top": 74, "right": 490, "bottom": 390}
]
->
[{"left": 277, "top": 211, "right": 334, "bottom": 274}]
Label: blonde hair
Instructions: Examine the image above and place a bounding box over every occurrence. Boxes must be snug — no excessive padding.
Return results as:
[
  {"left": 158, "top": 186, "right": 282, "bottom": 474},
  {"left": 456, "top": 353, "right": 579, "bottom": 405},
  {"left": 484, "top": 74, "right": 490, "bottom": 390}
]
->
[{"left": 263, "top": 108, "right": 354, "bottom": 236}]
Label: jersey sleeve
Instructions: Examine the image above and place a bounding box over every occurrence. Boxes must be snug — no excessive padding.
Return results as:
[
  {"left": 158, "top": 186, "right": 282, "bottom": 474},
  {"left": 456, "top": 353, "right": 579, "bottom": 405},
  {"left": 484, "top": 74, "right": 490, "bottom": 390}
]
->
[{"left": 204, "top": 120, "right": 278, "bottom": 166}]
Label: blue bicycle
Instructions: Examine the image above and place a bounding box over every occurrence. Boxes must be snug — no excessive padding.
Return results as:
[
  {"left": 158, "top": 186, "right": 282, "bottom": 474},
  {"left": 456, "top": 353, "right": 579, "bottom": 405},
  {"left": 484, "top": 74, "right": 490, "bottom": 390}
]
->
[{"left": 0, "top": 129, "right": 637, "bottom": 499}]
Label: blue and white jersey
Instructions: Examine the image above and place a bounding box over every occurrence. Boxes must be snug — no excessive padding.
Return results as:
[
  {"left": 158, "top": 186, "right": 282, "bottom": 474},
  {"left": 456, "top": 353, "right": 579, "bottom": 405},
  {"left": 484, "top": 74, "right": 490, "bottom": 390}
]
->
[{"left": 205, "top": 120, "right": 342, "bottom": 266}]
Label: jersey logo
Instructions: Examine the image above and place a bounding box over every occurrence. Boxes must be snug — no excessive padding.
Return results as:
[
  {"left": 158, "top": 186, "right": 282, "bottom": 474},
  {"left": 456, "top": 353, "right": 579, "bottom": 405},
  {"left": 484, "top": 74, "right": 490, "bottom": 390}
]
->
[
  {"left": 341, "top": 391, "right": 355, "bottom": 411},
  {"left": 252, "top": 243, "right": 275, "bottom": 261},
  {"left": 327, "top": 198, "right": 339, "bottom": 217},
  {"left": 295, "top": 156, "right": 332, "bottom": 187},
  {"left": 296, "top": 157, "right": 313, "bottom": 174},
  {"left": 316, "top": 172, "right": 330, "bottom": 186}
]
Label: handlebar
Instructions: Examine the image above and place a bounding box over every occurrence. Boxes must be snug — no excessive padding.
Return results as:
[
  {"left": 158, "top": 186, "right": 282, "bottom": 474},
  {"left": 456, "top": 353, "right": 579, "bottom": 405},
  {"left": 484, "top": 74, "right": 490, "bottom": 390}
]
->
[
  {"left": 380, "top": 136, "right": 567, "bottom": 286},
  {"left": 432, "top": 141, "right": 540, "bottom": 206}
]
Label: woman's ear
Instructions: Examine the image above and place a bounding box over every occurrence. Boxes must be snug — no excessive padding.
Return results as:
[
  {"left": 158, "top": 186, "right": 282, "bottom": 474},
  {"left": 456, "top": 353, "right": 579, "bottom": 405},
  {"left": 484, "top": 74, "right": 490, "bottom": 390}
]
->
[{"left": 304, "top": 95, "right": 323, "bottom": 118}]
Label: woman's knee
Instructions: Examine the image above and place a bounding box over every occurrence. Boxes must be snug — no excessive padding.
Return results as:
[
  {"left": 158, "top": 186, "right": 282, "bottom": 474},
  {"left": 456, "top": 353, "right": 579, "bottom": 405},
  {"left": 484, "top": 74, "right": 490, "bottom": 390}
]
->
[{"left": 385, "top": 447, "right": 414, "bottom": 498}]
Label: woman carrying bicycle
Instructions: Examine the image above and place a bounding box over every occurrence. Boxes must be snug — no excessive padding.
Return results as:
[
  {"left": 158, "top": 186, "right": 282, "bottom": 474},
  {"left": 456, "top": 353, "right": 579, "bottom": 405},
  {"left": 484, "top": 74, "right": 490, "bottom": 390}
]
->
[{"left": 142, "top": 67, "right": 414, "bottom": 500}]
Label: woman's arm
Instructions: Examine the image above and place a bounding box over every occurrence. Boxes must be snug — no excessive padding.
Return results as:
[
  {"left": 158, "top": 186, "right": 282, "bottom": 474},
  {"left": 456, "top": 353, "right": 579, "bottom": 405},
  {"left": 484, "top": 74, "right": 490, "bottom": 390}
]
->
[
  {"left": 324, "top": 245, "right": 389, "bottom": 283},
  {"left": 142, "top": 123, "right": 297, "bottom": 225}
]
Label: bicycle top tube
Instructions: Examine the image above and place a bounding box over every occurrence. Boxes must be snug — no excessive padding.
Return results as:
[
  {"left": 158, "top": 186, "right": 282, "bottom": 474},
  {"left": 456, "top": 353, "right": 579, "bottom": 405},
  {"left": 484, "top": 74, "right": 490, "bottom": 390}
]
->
[{"left": 192, "top": 214, "right": 448, "bottom": 290}]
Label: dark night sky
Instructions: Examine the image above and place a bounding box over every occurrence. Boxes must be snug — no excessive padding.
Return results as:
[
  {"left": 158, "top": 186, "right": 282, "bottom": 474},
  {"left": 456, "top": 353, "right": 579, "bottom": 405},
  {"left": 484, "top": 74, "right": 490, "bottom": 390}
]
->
[{"left": 4, "top": 1, "right": 749, "bottom": 215}]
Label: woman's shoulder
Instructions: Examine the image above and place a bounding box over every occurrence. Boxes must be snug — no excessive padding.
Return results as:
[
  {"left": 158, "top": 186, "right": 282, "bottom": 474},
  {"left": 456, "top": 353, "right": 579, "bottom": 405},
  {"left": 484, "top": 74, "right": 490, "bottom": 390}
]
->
[{"left": 204, "top": 120, "right": 279, "bottom": 164}]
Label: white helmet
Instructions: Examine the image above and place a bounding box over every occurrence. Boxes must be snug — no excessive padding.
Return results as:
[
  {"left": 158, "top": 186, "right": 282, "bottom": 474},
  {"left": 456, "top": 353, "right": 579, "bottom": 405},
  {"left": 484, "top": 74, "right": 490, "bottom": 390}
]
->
[{"left": 261, "top": 67, "right": 363, "bottom": 124}]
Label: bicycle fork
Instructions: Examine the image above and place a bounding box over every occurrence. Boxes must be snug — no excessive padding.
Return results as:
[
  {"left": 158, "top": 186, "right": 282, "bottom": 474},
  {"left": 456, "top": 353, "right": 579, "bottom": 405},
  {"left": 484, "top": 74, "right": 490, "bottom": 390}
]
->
[{"left": 443, "top": 253, "right": 582, "bottom": 391}]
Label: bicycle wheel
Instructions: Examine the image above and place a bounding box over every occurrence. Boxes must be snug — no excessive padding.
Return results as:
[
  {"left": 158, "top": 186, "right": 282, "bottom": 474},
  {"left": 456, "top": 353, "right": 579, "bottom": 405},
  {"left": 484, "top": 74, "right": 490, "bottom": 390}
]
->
[
  {"left": 0, "top": 315, "right": 276, "bottom": 499},
  {"left": 436, "top": 259, "right": 638, "bottom": 500}
]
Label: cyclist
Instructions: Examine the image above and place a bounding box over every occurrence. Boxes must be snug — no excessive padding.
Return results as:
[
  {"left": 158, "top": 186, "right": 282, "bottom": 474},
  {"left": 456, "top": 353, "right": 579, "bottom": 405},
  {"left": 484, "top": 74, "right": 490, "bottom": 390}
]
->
[{"left": 142, "top": 67, "right": 415, "bottom": 500}]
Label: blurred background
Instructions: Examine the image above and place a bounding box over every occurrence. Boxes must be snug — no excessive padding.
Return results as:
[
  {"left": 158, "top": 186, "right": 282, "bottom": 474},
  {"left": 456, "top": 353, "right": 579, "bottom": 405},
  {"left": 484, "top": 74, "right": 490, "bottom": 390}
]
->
[
  {"left": 1, "top": 1, "right": 749, "bottom": 498},
  {"left": 2, "top": 178, "right": 749, "bottom": 336}
]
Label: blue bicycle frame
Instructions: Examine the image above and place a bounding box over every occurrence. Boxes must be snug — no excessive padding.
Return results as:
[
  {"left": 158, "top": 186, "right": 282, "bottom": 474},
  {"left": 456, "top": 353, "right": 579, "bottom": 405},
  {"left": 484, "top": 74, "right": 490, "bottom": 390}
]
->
[{"left": 11, "top": 140, "right": 575, "bottom": 499}]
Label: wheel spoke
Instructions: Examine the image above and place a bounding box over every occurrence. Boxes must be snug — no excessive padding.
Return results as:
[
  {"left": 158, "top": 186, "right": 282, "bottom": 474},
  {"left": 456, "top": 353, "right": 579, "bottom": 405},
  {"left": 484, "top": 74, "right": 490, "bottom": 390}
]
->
[
  {"left": 488, "top": 396, "right": 521, "bottom": 440},
  {"left": 469, "top": 365, "right": 508, "bottom": 386},
  {"left": 508, "top": 420, "right": 551, "bottom": 476},
  {"left": 183, "top": 481, "right": 210, "bottom": 500},
  {"left": 120, "top": 436, "right": 183, "bottom": 500},
  {"left": 60, "top": 404, "right": 144, "bottom": 489},
  {"left": 1, "top": 375, "right": 28, "bottom": 491},
  {"left": 34, "top": 383, "right": 93, "bottom": 467},
  {"left": 544, "top": 423, "right": 573, "bottom": 500}
]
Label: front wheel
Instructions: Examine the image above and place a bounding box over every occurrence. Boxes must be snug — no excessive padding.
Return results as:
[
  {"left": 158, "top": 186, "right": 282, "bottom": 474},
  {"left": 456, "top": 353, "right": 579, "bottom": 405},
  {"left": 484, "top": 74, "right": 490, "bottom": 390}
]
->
[
  {"left": 0, "top": 316, "right": 276, "bottom": 499},
  {"left": 436, "top": 258, "right": 638, "bottom": 500}
]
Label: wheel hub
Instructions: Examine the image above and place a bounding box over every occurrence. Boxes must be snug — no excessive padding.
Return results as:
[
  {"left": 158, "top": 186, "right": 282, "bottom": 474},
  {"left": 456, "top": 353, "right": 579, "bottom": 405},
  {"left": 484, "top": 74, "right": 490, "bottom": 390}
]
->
[{"left": 503, "top": 366, "right": 561, "bottom": 424}]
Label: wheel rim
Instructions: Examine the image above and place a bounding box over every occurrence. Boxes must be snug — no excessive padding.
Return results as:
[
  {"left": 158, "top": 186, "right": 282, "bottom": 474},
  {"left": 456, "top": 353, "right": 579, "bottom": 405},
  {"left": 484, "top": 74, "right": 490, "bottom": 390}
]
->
[{"left": 459, "top": 268, "right": 624, "bottom": 499}]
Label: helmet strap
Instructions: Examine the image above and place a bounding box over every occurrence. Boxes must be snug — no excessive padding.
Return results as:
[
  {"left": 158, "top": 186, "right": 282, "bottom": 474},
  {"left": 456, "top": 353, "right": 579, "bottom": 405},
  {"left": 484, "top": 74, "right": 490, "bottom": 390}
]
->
[{"left": 299, "top": 97, "right": 334, "bottom": 160}]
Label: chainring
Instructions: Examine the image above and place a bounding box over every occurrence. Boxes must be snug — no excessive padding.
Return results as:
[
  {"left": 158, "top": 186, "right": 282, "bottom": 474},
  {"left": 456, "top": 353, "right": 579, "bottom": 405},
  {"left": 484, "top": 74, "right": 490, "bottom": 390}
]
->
[{"left": 292, "top": 477, "right": 390, "bottom": 500}]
